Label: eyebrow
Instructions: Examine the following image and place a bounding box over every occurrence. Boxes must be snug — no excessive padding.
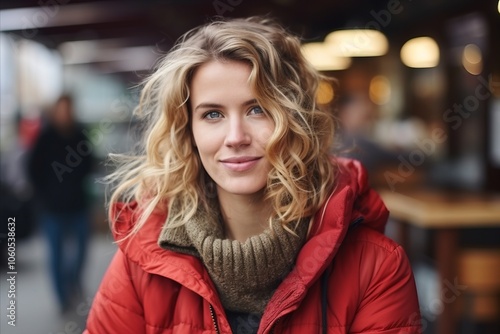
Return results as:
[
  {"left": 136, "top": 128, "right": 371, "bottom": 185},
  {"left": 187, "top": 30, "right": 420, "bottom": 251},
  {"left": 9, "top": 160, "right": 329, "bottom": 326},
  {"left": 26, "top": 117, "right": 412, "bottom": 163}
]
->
[{"left": 194, "top": 99, "right": 258, "bottom": 112}]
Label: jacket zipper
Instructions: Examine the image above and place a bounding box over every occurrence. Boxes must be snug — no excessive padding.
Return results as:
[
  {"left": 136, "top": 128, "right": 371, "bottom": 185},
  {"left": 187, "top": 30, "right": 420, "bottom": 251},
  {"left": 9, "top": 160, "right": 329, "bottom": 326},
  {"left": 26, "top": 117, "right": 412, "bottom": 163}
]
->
[
  {"left": 209, "top": 304, "right": 220, "bottom": 334},
  {"left": 270, "top": 217, "right": 363, "bottom": 334},
  {"left": 208, "top": 218, "right": 364, "bottom": 334}
]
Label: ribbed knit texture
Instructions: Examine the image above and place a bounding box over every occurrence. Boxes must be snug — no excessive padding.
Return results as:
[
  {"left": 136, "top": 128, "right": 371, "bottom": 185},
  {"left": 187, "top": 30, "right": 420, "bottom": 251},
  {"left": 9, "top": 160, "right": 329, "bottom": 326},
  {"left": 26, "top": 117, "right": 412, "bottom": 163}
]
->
[{"left": 158, "top": 199, "right": 308, "bottom": 314}]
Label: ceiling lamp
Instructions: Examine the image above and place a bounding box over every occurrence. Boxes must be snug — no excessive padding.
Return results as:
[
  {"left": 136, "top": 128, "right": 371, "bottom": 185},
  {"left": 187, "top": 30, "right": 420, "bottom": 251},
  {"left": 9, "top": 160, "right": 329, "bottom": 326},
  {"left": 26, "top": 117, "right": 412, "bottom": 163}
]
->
[
  {"left": 462, "top": 44, "right": 483, "bottom": 75},
  {"left": 400, "top": 37, "right": 440, "bottom": 68},
  {"left": 301, "top": 42, "right": 351, "bottom": 71},
  {"left": 369, "top": 75, "right": 391, "bottom": 105},
  {"left": 316, "top": 80, "right": 335, "bottom": 105},
  {"left": 324, "top": 29, "right": 389, "bottom": 57}
]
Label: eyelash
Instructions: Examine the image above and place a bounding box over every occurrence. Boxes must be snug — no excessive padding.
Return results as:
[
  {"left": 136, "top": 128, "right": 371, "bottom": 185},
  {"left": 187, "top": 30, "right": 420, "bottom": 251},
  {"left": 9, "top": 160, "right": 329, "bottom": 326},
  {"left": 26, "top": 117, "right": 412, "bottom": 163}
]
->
[
  {"left": 202, "top": 111, "right": 222, "bottom": 119},
  {"left": 249, "top": 106, "right": 264, "bottom": 115},
  {"left": 201, "top": 106, "right": 265, "bottom": 119}
]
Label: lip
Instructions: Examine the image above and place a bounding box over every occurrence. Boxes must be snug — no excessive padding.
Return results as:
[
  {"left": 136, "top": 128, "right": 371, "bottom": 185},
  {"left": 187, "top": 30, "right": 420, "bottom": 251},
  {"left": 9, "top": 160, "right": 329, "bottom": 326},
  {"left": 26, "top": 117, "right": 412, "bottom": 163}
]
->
[{"left": 220, "top": 156, "right": 261, "bottom": 172}]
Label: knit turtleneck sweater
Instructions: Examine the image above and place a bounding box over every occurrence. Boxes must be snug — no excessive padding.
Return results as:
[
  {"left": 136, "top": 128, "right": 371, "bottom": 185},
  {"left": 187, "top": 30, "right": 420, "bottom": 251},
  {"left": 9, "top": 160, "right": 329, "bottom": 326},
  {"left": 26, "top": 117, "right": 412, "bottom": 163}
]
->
[{"left": 158, "top": 200, "right": 308, "bottom": 314}]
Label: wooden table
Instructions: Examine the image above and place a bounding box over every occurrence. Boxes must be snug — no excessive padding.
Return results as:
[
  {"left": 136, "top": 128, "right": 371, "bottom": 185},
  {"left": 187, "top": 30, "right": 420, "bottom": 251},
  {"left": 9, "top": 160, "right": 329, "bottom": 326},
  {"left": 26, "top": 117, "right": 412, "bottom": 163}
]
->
[{"left": 378, "top": 189, "right": 500, "bottom": 334}]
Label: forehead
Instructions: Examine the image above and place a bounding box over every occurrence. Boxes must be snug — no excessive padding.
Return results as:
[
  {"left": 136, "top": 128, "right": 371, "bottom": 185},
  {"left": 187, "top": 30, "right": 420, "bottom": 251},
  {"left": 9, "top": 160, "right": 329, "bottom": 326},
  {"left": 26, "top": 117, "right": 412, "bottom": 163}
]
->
[
  {"left": 193, "top": 59, "right": 251, "bottom": 80},
  {"left": 190, "top": 60, "right": 253, "bottom": 97}
]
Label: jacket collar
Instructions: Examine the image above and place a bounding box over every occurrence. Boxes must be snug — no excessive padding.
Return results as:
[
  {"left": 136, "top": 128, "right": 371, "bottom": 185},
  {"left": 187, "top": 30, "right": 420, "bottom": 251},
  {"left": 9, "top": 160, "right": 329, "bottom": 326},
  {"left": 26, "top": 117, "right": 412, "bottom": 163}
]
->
[{"left": 111, "top": 157, "right": 389, "bottom": 331}]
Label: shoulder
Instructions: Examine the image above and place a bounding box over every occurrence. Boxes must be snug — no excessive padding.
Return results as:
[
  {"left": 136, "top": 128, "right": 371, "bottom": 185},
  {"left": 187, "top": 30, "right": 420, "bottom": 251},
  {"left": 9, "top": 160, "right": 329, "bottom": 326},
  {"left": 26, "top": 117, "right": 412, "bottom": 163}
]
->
[
  {"left": 111, "top": 202, "right": 166, "bottom": 239},
  {"left": 337, "top": 225, "right": 408, "bottom": 274},
  {"left": 32, "top": 126, "right": 53, "bottom": 144},
  {"left": 74, "top": 123, "right": 89, "bottom": 139},
  {"left": 343, "top": 224, "right": 400, "bottom": 254},
  {"left": 331, "top": 225, "right": 412, "bottom": 292},
  {"left": 326, "top": 226, "right": 420, "bottom": 331},
  {"left": 110, "top": 202, "right": 168, "bottom": 261}
]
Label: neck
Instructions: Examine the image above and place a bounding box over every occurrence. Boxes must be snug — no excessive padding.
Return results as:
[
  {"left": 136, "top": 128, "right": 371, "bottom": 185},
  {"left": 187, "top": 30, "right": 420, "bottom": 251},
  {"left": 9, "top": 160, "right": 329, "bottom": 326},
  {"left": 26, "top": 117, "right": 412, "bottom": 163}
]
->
[{"left": 217, "top": 189, "right": 272, "bottom": 243}]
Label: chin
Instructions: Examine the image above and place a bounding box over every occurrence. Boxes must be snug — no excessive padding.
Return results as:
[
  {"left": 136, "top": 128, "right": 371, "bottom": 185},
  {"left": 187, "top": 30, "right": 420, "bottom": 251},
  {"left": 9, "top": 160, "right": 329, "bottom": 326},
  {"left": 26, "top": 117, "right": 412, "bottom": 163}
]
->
[{"left": 218, "top": 181, "right": 267, "bottom": 197}]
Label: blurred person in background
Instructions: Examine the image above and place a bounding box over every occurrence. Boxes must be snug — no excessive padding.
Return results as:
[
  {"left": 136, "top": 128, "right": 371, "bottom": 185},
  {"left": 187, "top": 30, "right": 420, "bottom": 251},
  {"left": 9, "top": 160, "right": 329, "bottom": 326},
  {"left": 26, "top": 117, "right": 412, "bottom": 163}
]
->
[
  {"left": 27, "top": 94, "right": 93, "bottom": 313},
  {"left": 336, "top": 93, "right": 399, "bottom": 181},
  {"left": 84, "top": 17, "right": 421, "bottom": 333}
]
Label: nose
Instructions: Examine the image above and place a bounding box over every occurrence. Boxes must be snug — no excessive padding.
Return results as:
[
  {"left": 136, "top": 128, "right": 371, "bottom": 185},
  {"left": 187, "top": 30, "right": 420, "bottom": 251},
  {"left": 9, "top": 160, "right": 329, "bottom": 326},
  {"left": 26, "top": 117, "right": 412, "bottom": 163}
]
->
[{"left": 224, "top": 117, "right": 251, "bottom": 148}]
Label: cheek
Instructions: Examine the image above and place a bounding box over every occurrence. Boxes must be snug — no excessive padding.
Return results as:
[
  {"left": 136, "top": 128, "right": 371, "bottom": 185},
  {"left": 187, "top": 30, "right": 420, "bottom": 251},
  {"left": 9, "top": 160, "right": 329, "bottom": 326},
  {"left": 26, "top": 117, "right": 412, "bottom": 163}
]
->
[
  {"left": 192, "top": 129, "right": 217, "bottom": 158},
  {"left": 257, "top": 123, "right": 275, "bottom": 147},
  {"left": 191, "top": 122, "right": 204, "bottom": 149}
]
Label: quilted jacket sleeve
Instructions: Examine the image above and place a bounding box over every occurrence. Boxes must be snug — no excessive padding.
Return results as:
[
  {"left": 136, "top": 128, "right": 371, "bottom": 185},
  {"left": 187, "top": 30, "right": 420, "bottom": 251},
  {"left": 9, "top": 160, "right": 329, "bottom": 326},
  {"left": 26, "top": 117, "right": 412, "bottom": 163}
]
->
[
  {"left": 350, "top": 245, "right": 422, "bottom": 333},
  {"left": 84, "top": 249, "right": 146, "bottom": 334}
]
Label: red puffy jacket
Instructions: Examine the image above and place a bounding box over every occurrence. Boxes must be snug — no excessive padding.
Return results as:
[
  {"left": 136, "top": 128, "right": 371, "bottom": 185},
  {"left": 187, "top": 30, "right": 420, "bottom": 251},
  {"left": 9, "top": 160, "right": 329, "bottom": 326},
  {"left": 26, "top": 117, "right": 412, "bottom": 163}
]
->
[{"left": 84, "top": 158, "right": 421, "bottom": 333}]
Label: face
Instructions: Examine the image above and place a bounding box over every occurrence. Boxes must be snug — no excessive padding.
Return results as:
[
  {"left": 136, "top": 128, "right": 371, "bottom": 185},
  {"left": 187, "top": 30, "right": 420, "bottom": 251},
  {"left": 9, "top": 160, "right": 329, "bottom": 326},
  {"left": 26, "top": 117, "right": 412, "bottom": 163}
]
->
[
  {"left": 52, "top": 99, "right": 73, "bottom": 128},
  {"left": 190, "top": 60, "right": 275, "bottom": 199}
]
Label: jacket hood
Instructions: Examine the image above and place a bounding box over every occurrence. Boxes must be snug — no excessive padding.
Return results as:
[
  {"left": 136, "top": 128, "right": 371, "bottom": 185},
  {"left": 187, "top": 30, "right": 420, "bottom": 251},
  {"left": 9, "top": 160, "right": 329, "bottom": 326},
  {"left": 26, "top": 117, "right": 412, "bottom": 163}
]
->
[
  {"left": 294, "top": 157, "right": 388, "bottom": 281},
  {"left": 257, "top": 157, "right": 389, "bottom": 328},
  {"left": 110, "top": 157, "right": 389, "bottom": 330}
]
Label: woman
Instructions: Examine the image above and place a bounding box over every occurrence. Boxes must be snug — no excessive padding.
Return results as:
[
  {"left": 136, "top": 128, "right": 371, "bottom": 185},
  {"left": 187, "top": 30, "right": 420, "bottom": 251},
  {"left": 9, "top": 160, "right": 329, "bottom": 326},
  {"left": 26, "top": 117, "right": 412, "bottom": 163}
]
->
[{"left": 85, "top": 17, "right": 421, "bottom": 333}]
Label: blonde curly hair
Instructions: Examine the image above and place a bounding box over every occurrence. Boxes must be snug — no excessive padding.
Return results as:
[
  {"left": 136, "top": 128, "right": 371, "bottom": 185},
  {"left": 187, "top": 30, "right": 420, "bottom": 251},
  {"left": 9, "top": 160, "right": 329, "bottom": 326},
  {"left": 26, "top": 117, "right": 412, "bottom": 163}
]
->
[{"left": 106, "top": 16, "right": 337, "bottom": 238}]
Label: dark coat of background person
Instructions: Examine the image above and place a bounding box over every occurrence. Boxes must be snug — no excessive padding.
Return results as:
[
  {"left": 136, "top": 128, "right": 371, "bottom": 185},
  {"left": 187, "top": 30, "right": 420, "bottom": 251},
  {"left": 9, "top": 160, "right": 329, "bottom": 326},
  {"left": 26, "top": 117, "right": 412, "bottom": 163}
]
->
[{"left": 27, "top": 121, "right": 93, "bottom": 213}]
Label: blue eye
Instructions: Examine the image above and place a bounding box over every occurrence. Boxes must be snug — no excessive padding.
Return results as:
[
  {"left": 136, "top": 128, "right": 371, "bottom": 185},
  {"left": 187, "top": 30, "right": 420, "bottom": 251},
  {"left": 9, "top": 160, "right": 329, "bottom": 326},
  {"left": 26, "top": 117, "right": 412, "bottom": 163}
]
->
[
  {"left": 249, "top": 106, "right": 264, "bottom": 115},
  {"left": 203, "top": 111, "right": 222, "bottom": 119}
]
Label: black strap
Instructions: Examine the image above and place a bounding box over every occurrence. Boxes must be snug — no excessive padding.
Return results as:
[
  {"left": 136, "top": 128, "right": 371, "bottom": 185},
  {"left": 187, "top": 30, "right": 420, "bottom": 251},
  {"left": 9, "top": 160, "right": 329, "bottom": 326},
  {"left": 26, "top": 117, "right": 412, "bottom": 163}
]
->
[{"left": 320, "top": 266, "right": 330, "bottom": 334}]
